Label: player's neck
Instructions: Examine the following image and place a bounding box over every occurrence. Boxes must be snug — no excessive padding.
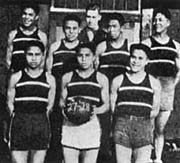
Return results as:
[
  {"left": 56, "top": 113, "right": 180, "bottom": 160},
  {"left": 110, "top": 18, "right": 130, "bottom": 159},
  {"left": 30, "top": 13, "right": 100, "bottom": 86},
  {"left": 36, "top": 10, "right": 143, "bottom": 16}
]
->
[
  {"left": 110, "top": 34, "right": 124, "bottom": 48},
  {"left": 25, "top": 67, "right": 43, "bottom": 78},
  {"left": 87, "top": 25, "right": 99, "bottom": 32},
  {"left": 77, "top": 67, "right": 94, "bottom": 78},
  {"left": 154, "top": 31, "right": 169, "bottom": 43},
  {"left": 20, "top": 25, "right": 37, "bottom": 35},
  {"left": 127, "top": 70, "right": 146, "bottom": 84},
  {"left": 64, "top": 39, "right": 79, "bottom": 49}
]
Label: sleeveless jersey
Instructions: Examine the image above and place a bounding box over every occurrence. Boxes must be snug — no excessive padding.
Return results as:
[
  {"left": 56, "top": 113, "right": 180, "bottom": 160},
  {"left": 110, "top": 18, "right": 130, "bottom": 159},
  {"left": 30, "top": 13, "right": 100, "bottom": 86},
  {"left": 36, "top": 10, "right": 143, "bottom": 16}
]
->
[
  {"left": 147, "top": 36, "right": 177, "bottom": 77},
  {"left": 11, "top": 27, "right": 41, "bottom": 72},
  {"left": 52, "top": 40, "right": 79, "bottom": 78},
  {"left": 115, "top": 73, "right": 153, "bottom": 117},
  {"left": 99, "top": 39, "right": 129, "bottom": 80},
  {"left": 14, "top": 70, "right": 50, "bottom": 113},
  {"left": 67, "top": 70, "right": 102, "bottom": 106}
]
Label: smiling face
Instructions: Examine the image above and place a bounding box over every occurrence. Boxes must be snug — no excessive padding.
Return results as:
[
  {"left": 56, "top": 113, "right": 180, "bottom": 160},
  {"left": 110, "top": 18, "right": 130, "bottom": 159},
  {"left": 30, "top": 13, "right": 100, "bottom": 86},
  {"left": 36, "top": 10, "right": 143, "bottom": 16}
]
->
[
  {"left": 25, "top": 46, "right": 44, "bottom": 69},
  {"left": 130, "top": 49, "right": 148, "bottom": 73},
  {"left": 86, "top": 9, "right": 101, "bottom": 30},
  {"left": 77, "top": 47, "right": 95, "bottom": 70},
  {"left": 21, "top": 8, "right": 38, "bottom": 28},
  {"left": 64, "top": 20, "right": 80, "bottom": 42},
  {"left": 153, "top": 13, "right": 170, "bottom": 34},
  {"left": 107, "top": 19, "right": 122, "bottom": 40}
]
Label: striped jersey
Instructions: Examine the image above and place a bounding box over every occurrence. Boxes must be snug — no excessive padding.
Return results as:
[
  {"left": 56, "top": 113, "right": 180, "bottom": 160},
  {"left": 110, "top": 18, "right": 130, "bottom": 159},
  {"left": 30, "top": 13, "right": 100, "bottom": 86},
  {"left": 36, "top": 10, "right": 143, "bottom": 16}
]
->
[
  {"left": 115, "top": 73, "right": 153, "bottom": 117},
  {"left": 52, "top": 40, "right": 79, "bottom": 78},
  {"left": 67, "top": 70, "right": 102, "bottom": 106},
  {"left": 147, "top": 36, "right": 177, "bottom": 77},
  {"left": 11, "top": 27, "right": 41, "bottom": 72},
  {"left": 99, "top": 39, "right": 129, "bottom": 80},
  {"left": 14, "top": 70, "right": 50, "bottom": 113}
]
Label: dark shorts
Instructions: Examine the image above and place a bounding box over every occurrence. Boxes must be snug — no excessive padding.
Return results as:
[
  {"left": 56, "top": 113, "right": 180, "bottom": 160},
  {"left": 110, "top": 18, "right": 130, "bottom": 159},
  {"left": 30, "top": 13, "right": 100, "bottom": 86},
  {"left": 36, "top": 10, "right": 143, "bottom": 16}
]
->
[
  {"left": 113, "top": 115, "right": 153, "bottom": 148},
  {"left": 10, "top": 113, "right": 51, "bottom": 150}
]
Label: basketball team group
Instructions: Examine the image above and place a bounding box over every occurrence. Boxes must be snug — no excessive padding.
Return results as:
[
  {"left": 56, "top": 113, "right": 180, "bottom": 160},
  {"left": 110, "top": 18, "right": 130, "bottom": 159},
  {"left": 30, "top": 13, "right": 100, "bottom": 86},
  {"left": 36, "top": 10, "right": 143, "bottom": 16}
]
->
[{"left": 3, "top": 2, "right": 180, "bottom": 163}]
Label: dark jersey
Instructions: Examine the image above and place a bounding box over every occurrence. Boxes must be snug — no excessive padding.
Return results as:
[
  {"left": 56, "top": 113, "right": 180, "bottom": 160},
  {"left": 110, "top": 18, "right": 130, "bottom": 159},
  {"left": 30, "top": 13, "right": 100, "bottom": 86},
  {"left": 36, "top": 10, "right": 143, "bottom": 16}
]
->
[
  {"left": 52, "top": 40, "right": 79, "bottom": 78},
  {"left": 11, "top": 27, "right": 42, "bottom": 72},
  {"left": 147, "top": 36, "right": 177, "bottom": 77},
  {"left": 67, "top": 70, "right": 102, "bottom": 106},
  {"left": 99, "top": 39, "right": 129, "bottom": 80},
  {"left": 14, "top": 70, "right": 50, "bottom": 113},
  {"left": 115, "top": 73, "right": 153, "bottom": 117},
  {"left": 79, "top": 27, "right": 106, "bottom": 45}
]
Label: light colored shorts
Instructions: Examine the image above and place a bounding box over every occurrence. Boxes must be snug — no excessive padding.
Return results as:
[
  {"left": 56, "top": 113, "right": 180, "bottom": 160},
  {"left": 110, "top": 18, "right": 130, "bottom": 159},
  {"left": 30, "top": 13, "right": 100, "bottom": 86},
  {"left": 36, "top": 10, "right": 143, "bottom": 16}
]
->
[
  {"left": 61, "top": 116, "right": 101, "bottom": 150},
  {"left": 158, "top": 77, "right": 175, "bottom": 111}
]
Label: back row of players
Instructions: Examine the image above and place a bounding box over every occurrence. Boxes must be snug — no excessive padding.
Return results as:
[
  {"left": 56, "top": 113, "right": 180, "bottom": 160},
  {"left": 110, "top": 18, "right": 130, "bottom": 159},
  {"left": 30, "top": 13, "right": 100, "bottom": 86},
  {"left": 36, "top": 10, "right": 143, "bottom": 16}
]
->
[{"left": 6, "top": 3, "right": 180, "bottom": 163}]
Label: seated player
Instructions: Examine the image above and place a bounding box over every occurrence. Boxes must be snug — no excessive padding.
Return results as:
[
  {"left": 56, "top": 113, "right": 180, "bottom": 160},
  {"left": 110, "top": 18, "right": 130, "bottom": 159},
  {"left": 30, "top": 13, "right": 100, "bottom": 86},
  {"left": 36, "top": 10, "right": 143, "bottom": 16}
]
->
[
  {"left": 110, "top": 43, "right": 161, "bottom": 163},
  {"left": 7, "top": 41, "right": 56, "bottom": 163},
  {"left": 60, "top": 42, "right": 109, "bottom": 163}
]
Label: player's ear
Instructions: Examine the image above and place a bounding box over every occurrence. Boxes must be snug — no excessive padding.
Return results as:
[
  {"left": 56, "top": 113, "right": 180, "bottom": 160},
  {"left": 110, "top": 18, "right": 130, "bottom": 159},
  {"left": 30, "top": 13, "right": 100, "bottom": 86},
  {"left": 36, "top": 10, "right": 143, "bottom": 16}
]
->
[
  {"left": 98, "top": 14, "right": 102, "bottom": 21},
  {"left": 35, "top": 15, "right": 39, "bottom": 21}
]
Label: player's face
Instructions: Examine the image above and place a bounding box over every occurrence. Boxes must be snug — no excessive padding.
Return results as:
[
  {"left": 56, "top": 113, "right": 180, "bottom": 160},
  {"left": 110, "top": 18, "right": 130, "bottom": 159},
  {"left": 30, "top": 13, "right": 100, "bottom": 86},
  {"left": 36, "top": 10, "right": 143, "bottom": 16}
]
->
[
  {"left": 130, "top": 49, "right": 148, "bottom": 73},
  {"left": 77, "top": 47, "right": 95, "bottom": 70},
  {"left": 153, "top": 13, "right": 170, "bottom": 34},
  {"left": 108, "top": 19, "right": 122, "bottom": 40},
  {"left": 86, "top": 10, "right": 101, "bottom": 30},
  {"left": 64, "top": 20, "right": 80, "bottom": 42},
  {"left": 26, "top": 46, "right": 44, "bottom": 69},
  {"left": 22, "top": 8, "right": 38, "bottom": 28}
]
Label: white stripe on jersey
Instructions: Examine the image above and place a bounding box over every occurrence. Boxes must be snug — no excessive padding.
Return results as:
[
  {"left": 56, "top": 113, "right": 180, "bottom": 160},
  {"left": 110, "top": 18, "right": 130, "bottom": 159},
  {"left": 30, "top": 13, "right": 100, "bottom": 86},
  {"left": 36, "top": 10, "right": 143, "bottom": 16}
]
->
[
  {"left": 100, "top": 64, "right": 129, "bottom": 69},
  {"left": 53, "top": 62, "right": 63, "bottom": 67},
  {"left": 148, "top": 60, "right": 175, "bottom": 65},
  {"left": 151, "top": 47, "right": 177, "bottom": 53},
  {"left": 67, "top": 96, "right": 100, "bottom": 102},
  {"left": 12, "top": 50, "right": 24, "bottom": 55},
  {"left": 118, "top": 86, "right": 154, "bottom": 93},
  {"left": 15, "top": 97, "right": 48, "bottom": 102},
  {"left": 101, "top": 51, "right": 130, "bottom": 57},
  {"left": 13, "top": 38, "right": 40, "bottom": 42},
  {"left": 53, "top": 50, "right": 76, "bottom": 55},
  {"left": 117, "top": 101, "right": 152, "bottom": 109},
  {"left": 68, "top": 81, "right": 102, "bottom": 88},
  {"left": 16, "top": 81, "right": 50, "bottom": 88}
]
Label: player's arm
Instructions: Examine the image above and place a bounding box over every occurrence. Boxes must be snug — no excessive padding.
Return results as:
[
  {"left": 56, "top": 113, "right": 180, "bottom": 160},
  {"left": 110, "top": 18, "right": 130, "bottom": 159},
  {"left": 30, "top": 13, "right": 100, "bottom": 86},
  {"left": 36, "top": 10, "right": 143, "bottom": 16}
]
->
[
  {"left": 46, "top": 72, "right": 56, "bottom": 114},
  {"left": 6, "top": 30, "right": 17, "bottom": 69},
  {"left": 59, "top": 72, "right": 73, "bottom": 114},
  {"left": 110, "top": 75, "right": 124, "bottom": 113},
  {"left": 95, "top": 41, "right": 107, "bottom": 68},
  {"left": 46, "top": 41, "right": 61, "bottom": 73},
  {"left": 7, "top": 71, "right": 22, "bottom": 115},
  {"left": 95, "top": 72, "right": 109, "bottom": 114},
  {"left": 174, "top": 40, "right": 180, "bottom": 86},
  {"left": 149, "top": 75, "right": 161, "bottom": 119},
  {"left": 38, "top": 30, "right": 48, "bottom": 49}
]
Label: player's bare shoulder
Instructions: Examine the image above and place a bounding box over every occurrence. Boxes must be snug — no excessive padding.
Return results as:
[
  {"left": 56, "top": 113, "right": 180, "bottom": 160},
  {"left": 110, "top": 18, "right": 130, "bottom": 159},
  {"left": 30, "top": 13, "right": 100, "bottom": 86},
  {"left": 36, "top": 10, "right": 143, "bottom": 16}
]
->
[
  {"left": 9, "top": 71, "right": 22, "bottom": 86},
  {"left": 96, "top": 71, "right": 109, "bottom": 86},
  {"left": 8, "top": 29, "right": 18, "bottom": 42},
  {"left": 149, "top": 74, "right": 161, "bottom": 91},
  {"left": 46, "top": 72, "right": 55, "bottom": 85},
  {"left": 141, "top": 37, "right": 152, "bottom": 47},
  {"left": 49, "top": 41, "right": 62, "bottom": 54},
  {"left": 96, "top": 41, "right": 107, "bottom": 57},
  {"left": 111, "top": 74, "right": 124, "bottom": 89}
]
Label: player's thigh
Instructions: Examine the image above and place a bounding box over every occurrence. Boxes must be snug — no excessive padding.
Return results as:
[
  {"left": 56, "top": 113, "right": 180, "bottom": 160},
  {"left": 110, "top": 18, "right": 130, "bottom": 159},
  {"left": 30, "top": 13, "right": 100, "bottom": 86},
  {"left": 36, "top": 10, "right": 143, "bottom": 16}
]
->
[
  {"left": 115, "top": 144, "right": 132, "bottom": 163},
  {"left": 11, "top": 150, "right": 28, "bottom": 163},
  {"left": 63, "top": 146, "right": 79, "bottom": 163},
  {"left": 30, "top": 150, "right": 47, "bottom": 163},
  {"left": 82, "top": 148, "right": 99, "bottom": 163},
  {"left": 155, "top": 111, "right": 171, "bottom": 133},
  {"left": 133, "top": 145, "right": 152, "bottom": 163}
]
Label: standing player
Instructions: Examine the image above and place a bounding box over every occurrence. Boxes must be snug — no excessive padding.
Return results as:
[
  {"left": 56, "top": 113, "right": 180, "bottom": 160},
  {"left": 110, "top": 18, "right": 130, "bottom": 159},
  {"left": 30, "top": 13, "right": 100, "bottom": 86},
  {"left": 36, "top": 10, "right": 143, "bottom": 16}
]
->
[
  {"left": 7, "top": 4, "right": 47, "bottom": 73},
  {"left": 46, "top": 14, "right": 81, "bottom": 162},
  {"left": 60, "top": 43, "right": 109, "bottom": 163},
  {"left": 142, "top": 8, "right": 180, "bottom": 163},
  {"left": 95, "top": 13, "right": 129, "bottom": 161},
  {"left": 111, "top": 43, "right": 161, "bottom": 163},
  {"left": 7, "top": 41, "right": 56, "bottom": 163},
  {"left": 79, "top": 3, "right": 106, "bottom": 45},
  {"left": 96, "top": 13, "right": 129, "bottom": 81}
]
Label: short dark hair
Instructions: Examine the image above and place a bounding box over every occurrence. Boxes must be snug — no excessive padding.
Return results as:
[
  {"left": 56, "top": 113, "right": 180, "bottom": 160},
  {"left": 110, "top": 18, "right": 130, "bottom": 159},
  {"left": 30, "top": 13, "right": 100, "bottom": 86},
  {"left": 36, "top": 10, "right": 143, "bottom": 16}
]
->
[
  {"left": 86, "top": 3, "right": 101, "bottom": 13},
  {"left": 63, "top": 14, "right": 81, "bottom": 29},
  {"left": 76, "top": 42, "right": 96, "bottom": 55},
  {"left": 108, "top": 13, "right": 125, "bottom": 26},
  {"left": 20, "top": 3, "right": 40, "bottom": 15},
  {"left": 153, "top": 8, "right": 171, "bottom": 20},
  {"left": 130, "top": 43, "right": 150, "bottom": 58},
  {"left": 24, "top": 40, "right": 45, "bottom": 54}
]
